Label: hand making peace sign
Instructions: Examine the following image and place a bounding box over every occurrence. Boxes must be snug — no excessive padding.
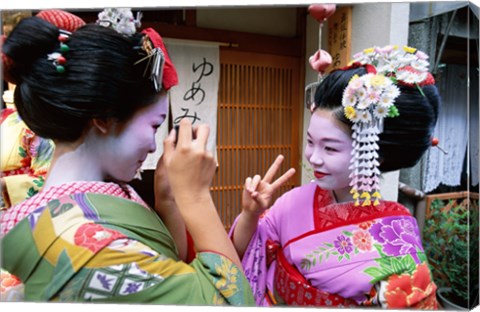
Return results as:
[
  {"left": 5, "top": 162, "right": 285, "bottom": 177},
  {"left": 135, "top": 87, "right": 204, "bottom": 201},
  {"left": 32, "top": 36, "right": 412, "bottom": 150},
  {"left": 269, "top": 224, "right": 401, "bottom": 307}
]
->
[{"left": 242, "top": 154, "right": 296, "bottom": 217}]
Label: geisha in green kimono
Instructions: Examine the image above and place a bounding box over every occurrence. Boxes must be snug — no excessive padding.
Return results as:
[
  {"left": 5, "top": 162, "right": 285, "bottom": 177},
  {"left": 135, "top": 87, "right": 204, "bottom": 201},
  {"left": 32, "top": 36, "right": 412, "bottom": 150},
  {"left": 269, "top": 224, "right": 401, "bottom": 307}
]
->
[{"left": 1, "top": 9, "right": 254, "bottom": 305}]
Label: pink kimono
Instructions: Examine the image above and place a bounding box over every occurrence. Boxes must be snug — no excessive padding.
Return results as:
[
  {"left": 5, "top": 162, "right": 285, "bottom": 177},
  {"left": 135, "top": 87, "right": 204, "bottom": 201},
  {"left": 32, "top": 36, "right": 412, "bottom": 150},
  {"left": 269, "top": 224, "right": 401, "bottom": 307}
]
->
[{"left": 231, "top": 182, "right": 438, "bottom": 308}]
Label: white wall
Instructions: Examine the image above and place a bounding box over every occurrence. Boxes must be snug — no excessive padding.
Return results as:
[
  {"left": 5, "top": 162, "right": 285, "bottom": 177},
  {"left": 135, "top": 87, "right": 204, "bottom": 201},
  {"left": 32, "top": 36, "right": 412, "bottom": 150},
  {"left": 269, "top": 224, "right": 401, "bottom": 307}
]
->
[{"left": 351, "top": 3, "right": 410, "bottom": 54}]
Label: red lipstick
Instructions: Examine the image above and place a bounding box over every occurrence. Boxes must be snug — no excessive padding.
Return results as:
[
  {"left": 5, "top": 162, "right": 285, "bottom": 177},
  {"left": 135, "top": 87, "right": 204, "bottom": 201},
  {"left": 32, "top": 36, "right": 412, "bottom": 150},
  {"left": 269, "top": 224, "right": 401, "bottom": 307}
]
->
[{"left": 314, "top": 171, "right": 329, "bottom": 179}]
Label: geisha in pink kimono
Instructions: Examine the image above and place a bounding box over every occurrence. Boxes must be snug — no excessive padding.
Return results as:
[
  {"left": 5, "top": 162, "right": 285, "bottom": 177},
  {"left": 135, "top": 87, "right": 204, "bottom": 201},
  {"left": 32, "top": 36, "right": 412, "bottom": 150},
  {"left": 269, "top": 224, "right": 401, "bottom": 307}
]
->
[{"left": 231, "top": 45, "right": 441, "bottom": 309}]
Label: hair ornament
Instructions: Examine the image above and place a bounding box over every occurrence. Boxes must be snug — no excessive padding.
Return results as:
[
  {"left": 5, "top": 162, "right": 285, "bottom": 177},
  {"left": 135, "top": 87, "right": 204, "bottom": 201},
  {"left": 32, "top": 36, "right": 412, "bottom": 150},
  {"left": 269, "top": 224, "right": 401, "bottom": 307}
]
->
[
  {"left": 350, "top": 45, "right": 435, "bottom": 91},
  {"left": 96, "top": 8, "right": 142, "bottom": 36},
  {"left": 139, "top": 28, "right": 179, "bottom": 92},
  {"left": 47, "top": 29, "right": 72, "bottom": 73},
  {"left": 431, "top": 137, "right": 448, "bottom": 155},
  {"left": 96, "top": 8, "right": 176, "bottom": 92},
  {"left": 343, "top": 44, "right": 434, "bottom": 206},
  {"left": 134, "top": 34, "right": 165, "bottom": 92}
]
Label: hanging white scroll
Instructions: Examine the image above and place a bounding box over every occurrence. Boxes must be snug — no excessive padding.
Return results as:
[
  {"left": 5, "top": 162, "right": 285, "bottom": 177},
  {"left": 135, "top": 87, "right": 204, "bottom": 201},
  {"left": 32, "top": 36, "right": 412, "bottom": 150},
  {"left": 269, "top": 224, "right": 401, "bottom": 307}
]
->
[
  {"left": 167, "top": 39, "right": 220, "bottom": 158},
  {"left": 141, "top": 39, "right": 220, "bottom": 170}
]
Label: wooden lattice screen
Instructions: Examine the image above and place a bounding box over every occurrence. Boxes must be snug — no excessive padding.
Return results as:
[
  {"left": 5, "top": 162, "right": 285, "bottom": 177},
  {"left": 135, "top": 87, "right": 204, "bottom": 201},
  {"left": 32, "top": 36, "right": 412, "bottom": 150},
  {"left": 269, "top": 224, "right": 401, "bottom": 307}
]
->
[
  {"left": 212, "top": 50, "right": 302, "bottom": 231},
  {"left": 425, "top": 191, "right": 479, "bottom": 218}
]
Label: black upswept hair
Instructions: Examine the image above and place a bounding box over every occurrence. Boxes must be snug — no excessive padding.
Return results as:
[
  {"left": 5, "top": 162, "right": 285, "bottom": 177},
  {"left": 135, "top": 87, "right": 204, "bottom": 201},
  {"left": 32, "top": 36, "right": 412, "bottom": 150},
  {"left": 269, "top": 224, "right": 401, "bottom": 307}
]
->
[
  {"left": 312, "top": 66, "right": 441, "bottom": 172},
  {"left": 3, "top": 17, "right": 159, "bottom": 141}
]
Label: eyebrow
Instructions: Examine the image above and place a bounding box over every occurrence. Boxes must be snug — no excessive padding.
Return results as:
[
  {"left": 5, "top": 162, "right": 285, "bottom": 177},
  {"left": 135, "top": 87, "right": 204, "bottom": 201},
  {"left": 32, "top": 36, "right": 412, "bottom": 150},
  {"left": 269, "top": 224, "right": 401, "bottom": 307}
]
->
[
  {"left": 307, "top": 133, "right": 346, "bottom": 144},
  {"left": 322, "top": 138, "right": 346, "bottom": 144}
]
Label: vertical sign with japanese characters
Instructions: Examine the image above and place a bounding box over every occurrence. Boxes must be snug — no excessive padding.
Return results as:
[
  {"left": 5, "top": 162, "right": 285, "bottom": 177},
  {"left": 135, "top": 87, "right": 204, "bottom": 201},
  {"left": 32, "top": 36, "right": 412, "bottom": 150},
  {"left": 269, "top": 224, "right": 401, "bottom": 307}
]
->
[
  {"left": 141, "top": 40, "right": 219, "bottom": 171},
  {"left": 168, "top": 40, "right": 220, "bottom": 158},
  {"left": 326, "top": 6, "right": 352, "bottom": 72}
]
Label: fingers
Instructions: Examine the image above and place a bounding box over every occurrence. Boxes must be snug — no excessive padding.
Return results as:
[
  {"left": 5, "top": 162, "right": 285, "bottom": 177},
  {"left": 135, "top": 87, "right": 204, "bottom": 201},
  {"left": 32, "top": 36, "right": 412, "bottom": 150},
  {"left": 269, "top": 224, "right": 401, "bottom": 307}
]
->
[
  {"left": 253, "top": 194, "right": 268, "bottom": 210},
  {"left": 250, "top": 175, "right": 261, "bottom": 192},
  {"left": 176, "top": 119, "right": 193, "bottom": 148},
  {"left": 175, "top": 119, "right": 210, "bottom": 152},
  {"left": 245, "top": 175, "right": 261, "bottom": 193},
  {"left": 194, "top": 123, "right": 210, "bottom": 150},
  {"left": 271, "top": 168, "right": 296, "bottom": 189},
  {"left": 244, "top": 154, "right": 295, "bottom": 193},
  {"left": 163, "top": 128, "right": 176, "bottom": 161},
  {"left": 263, "top": 155, "right": 285, "bottom": 183},
  {"left": 244, "top": 177, "right": 252, "bottom": 190}
]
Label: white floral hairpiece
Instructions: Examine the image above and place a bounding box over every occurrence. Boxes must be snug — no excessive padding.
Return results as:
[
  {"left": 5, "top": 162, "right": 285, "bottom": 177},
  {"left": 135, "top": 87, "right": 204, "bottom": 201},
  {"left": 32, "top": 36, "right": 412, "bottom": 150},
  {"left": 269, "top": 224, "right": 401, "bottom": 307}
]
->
[
  {"left": 96, "top": 8, "right": 164, "bottom": 93},
  {"left": 343, "top": 45, "right": 432, "bottom": 206},
  {"left": 97, "top": 8, "right": 142, "bottom": 36},
  {"left": 352, "top": 46, "right": 430, "bottom": 82}
]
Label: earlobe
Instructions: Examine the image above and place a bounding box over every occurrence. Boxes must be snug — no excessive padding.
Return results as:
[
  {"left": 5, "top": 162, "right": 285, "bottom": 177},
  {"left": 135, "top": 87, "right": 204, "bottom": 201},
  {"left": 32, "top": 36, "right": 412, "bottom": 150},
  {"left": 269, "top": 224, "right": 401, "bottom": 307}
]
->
[{"left": 92, "top": 118, "right": 110, "bottom": 134}]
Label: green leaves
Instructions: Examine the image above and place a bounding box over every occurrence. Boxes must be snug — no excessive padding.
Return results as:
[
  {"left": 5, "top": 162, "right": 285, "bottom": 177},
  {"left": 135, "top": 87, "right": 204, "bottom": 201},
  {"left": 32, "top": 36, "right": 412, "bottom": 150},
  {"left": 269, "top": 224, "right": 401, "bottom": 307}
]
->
[
  {"left": 300, "top": 242, "right": 338, "bottom": 271},
  {"left": 19, "top": 146, "right": 27, "bottom": 158},
  {"left": 48, "top": 199, "right": 74, "bottom": 217},
  {"left": 33, "top": 176, "right": 45, "bottom": 188},
  {"left": 27, "top": 186, "right": 39, "bottom": 198},
  {"left": 300, "top": 234, "right": 364, "bottom": 271},
  {"left": 364, "top": 243, "right": 418, "bottom": 284},
  {"left": 422, "top": 196, "right": 477, "bottom": 302},
  {"left": 387, "top": 105, "right": 400, "bottom": 118}
]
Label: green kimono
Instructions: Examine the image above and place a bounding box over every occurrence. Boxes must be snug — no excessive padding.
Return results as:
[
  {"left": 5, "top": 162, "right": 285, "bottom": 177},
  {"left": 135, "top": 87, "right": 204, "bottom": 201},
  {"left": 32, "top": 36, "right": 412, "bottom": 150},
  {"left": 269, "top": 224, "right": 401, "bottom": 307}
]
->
[{"left": 1, "top": 192, "right": 255, "bottom": 305}]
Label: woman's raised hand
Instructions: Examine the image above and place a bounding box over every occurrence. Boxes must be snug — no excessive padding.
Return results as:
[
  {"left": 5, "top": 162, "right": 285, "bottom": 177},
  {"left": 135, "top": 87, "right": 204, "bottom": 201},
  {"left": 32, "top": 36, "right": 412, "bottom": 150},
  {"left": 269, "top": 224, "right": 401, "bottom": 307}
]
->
[
  {"left": 163, "top": 118, "right": 216, "bottom": 203},
  {"left": 163, "top": 118, "right": 242, "bottom": 267},
  {"left": 242, "top": 155, "right": 296, "bottom": 217},
  {"left": 233, "top": 155, "right": 296, "bottom": 259}
]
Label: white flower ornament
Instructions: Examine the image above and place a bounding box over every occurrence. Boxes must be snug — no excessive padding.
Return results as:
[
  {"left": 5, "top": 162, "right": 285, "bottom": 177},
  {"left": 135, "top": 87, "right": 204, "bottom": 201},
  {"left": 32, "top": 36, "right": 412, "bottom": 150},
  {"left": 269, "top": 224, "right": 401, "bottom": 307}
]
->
[
  {"left": 97, "top": 8, "right": 142, "bottom": 36},
  {"left": 343, "top": 45, "right": 434, "bottom": 206}
]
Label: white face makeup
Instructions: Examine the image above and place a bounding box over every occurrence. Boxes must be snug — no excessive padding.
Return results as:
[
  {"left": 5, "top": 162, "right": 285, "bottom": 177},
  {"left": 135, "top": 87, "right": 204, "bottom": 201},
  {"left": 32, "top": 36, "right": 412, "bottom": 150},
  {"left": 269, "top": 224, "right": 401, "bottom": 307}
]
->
[
  {"left": 304, "top": 109, "right": 353, "bottom": 194},
  {"left": 99, "top": 93, "right": 169, "bottom": 182}
]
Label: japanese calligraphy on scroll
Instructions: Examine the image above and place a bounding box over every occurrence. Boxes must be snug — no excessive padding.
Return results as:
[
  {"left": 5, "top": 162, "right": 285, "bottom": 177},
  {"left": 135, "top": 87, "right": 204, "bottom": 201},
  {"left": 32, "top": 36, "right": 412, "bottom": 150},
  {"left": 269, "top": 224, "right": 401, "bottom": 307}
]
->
[
  {"left": 141, "top": 40, "right": 220, "bottom": 170},
  {"left": 168, "top": 40, "right": 220, "bottom": 158},
  {"left": 327, "top": 6, "right": 352, "bottom": 72}
]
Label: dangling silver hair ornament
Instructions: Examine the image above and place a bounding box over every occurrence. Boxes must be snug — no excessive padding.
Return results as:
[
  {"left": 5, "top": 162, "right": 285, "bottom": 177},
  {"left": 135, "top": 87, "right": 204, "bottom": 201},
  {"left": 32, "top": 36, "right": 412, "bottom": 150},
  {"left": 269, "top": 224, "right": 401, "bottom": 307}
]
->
[
  {"left": 342, "top": 45, "right": 433, "bottom": 206},
  {"left": 134, "top": 35, "right": 165, "bottom": 92}
]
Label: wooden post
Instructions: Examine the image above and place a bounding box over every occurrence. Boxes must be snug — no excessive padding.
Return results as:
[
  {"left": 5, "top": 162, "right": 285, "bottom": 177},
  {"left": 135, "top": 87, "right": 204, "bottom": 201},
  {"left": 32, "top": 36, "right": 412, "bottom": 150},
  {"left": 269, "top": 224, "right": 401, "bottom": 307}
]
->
[{"left": 326, "top": 6, "right": 352, "bottom": 72}]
